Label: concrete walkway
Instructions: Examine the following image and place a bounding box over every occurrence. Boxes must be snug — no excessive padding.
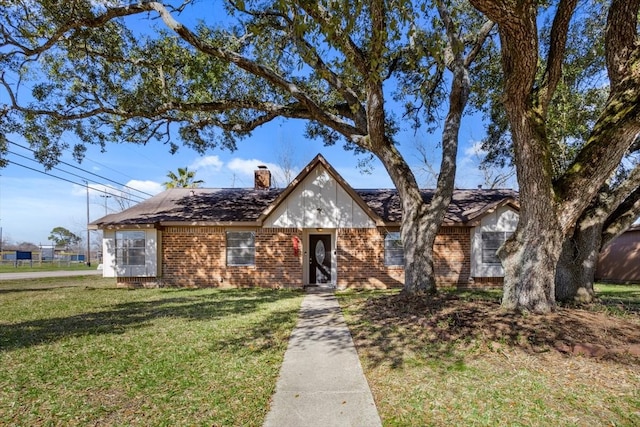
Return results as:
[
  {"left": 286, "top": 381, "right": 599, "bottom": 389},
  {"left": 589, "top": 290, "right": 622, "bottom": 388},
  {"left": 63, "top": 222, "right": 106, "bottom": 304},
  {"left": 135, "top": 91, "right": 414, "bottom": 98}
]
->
[{"left": 264, "top": 288, "right": 382, "bottom": 427}]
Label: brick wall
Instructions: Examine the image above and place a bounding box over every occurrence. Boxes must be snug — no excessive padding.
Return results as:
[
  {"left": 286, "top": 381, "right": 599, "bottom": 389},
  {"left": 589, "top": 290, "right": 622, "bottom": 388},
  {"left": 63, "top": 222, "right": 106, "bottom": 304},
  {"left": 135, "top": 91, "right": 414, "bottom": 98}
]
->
[
  {"left": 160, "top": 226, "right": 303, "bottom": 288},
  {"left": 115, "top": 225, "right": 495, "bottom": 289},
  {"left": 336, "top": 228, "right": 404, "bottom": 288},
  {"left": 467, "top": 277, "right": 504, "bottom": 288},
  {"left": 115, "top": 277, "right": 161, "bottom": 288},
  {"left": 434, "top": 227, "right": 471, "bottom": 286},
  {"left": 336, "top": 227, "right": 474, "bottom": 288}
]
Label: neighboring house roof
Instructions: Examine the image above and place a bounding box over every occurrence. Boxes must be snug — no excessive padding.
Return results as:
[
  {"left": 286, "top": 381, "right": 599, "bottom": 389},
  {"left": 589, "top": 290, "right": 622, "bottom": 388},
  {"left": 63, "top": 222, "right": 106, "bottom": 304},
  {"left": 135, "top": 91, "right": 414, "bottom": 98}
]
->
[{"left": 90, "top": 154, "right": 519, "bottom": 229}]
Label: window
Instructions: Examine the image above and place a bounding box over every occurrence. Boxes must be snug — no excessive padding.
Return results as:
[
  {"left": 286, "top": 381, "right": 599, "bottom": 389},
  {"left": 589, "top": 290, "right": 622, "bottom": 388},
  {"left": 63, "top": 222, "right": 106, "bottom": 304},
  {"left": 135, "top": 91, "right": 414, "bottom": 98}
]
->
[
  {"left": 481, "top": 231, "right": 512, "bottom": 264},
  {"left": 115, "top": 231, "right": 146, "bottom": 266},
  {"left": 384, "top": 232, "right": 404, "bottom": 266},
  {"left": 226, "top": 231, "right": 255, "bottom": 266}
]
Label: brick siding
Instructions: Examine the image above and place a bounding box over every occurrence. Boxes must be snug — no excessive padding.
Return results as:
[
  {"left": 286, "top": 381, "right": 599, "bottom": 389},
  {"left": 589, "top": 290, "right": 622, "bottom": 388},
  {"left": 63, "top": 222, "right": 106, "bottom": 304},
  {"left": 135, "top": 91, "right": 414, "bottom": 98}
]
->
[
  {"left": 466, "top": 277, "right": 504, "bottom": 288},
  {"left": 160, "top": 226, "right": 303, "bottom": 288},
  {"left": 336, "top": 228, "right": 404, "bottom": 288},
  {"left": 434, "top": 227, "right": 471, "bottom": 286},
  {"left": 115, "top": 225, "right": 499, "bottom": 289},
  {"left": 336, "top": 227, "right": 474, "bottom": 288}
]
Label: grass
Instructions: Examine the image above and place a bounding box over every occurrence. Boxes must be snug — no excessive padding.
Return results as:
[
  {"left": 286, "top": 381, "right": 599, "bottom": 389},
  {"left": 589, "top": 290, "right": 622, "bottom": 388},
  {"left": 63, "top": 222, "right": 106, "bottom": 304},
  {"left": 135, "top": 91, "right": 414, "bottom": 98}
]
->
[
  {"left": 0, "top": 262, "right": 96, "bottom": 273},
  {"left": 593, "top": 283, "right": 640, "bottom": 315},
  {"left": 0, "top": 277, "right": 304, "bottom": 426},
  {"left": 337, "top": 286, "right": 640, "bottom": 426}
]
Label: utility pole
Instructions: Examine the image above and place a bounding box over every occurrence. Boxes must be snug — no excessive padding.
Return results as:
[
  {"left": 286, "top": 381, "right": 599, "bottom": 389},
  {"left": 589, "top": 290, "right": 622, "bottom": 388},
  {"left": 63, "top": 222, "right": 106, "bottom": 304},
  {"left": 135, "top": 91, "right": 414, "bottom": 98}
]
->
[
  {"left": 85, "top": 181, "right": 91, "bottom": 267},
  {"left": 99, "top": 189, "right": 111, "bottom": 216}
]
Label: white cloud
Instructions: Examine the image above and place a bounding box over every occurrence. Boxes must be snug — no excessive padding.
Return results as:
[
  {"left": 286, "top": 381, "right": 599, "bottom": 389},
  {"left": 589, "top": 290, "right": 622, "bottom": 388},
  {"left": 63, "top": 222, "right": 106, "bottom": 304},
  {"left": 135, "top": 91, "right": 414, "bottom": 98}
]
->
[
  {"left": 227, "top": 158, "right": 270, "bottom": 176},
  {"left": 190, "top": 155, "right": 223, "bottom": 171},
  {"left": 465, "top": 141, "right": 486, "bottom": 157},
  {"left": 125, "top": 180, "right": 164, "bottom": 196},
  {"left": 226, "top": 158, "right": 288, "bottom": 187}
]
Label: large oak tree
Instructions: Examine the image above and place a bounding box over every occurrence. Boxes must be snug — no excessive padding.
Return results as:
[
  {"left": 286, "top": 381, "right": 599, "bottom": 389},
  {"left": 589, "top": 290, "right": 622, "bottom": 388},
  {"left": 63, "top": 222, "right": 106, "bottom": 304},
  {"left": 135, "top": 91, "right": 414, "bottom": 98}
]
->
[
  {"left": 473, "top": 1, "right": 640, "bottom": 304},
  {"left": 0, "top": 1, "right": 493, "bottom": 294},
  {"left": 469, "top": 0, "right": 640, "bottom": 312}
]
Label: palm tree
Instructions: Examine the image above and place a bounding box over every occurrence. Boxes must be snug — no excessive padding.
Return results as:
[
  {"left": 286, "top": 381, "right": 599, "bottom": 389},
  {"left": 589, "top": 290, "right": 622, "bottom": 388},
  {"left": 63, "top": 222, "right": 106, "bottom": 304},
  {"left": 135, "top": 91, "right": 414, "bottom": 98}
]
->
[{"left": 163, "top": 167, "right": 204, "bottom": 189}]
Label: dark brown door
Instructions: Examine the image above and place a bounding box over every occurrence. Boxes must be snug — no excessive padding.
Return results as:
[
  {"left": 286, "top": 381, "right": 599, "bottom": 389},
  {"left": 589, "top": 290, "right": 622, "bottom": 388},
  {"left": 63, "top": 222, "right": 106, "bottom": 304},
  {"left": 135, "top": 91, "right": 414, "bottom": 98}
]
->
[{"left": 309, "top": 234, "right": 331, "bottom": 284}]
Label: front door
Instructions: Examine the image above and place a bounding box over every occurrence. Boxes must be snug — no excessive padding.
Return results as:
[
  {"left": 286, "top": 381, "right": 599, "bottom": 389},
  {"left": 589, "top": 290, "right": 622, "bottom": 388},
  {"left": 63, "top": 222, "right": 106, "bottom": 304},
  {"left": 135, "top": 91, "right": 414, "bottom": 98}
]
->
[{"left": 309, "top": 234, "right": 332, "bottom": 285}]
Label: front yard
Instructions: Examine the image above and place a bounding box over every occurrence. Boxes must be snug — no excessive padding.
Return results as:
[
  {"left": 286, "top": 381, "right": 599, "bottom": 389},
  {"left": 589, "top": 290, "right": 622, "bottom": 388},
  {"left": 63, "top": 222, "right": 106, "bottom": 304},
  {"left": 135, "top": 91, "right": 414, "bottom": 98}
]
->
[
  {"left": 0, "top": 277, "right": 303, "bottom": 426},
  {"left": 2, "top": 277, "right": 639, "bottom": 426},
  {"left": 338, "top": 285, "right": 640, "bottom": 426}
]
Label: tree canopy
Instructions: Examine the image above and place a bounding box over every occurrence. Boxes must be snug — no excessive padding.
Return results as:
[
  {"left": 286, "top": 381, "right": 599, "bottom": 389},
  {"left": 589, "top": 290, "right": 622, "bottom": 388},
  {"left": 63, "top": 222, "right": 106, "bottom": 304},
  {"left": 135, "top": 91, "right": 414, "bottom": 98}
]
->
[
  {"left": 3, "top": 1, "right": 638, "bottom": 312},
  {"left": 48, "top": 226, "right": 81, "bottom": 248}
]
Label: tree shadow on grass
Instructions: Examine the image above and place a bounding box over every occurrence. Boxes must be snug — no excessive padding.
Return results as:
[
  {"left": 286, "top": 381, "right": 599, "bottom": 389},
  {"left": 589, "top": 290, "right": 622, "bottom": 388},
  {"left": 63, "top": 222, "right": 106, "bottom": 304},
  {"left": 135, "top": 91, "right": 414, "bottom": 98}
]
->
[
  {"left": 341, "top": 291, "right": 640, "bottom": 370},
  {"left": 0, "top": 289, "right": 302, "bottom": 352}
]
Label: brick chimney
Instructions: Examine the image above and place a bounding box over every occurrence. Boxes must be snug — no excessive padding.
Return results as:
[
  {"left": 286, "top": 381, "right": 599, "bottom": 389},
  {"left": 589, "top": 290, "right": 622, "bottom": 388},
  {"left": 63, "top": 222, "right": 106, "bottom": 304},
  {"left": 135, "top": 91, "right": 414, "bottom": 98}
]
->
[{"left": 254, "top": 165, "right": 271, "bottom": 190}]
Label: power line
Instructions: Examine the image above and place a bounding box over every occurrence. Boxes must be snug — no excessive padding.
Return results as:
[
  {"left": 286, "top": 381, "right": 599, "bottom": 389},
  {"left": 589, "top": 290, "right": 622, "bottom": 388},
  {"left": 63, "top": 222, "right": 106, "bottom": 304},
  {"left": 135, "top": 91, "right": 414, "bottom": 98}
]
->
[
  {"left": 6, "top": 139, "right": 156, "bottom": 198},
  {"left": 4, "top": 159, "right": 145, "bottom": 205},
  {"left": 5, "top": 149, "right": 146, "bottom": 203}
]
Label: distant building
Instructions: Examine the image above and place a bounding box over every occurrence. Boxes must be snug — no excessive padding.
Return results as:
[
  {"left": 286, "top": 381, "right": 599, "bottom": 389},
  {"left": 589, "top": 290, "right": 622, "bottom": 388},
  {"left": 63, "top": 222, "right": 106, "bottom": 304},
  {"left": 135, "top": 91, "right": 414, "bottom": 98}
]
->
[{"left": 596, "top": 225, "right": 640, "bottom": 284}]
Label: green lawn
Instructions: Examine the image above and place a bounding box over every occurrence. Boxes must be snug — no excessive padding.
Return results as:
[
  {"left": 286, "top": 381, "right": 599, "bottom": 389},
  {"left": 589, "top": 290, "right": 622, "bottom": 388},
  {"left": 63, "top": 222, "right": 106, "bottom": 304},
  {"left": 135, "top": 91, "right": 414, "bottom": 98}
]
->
[
  {"left": 3, "top": 278, "right": 638, "bottom": 426},
  {"left": 338, "top": 285, "right": 640, "bottom": 426},
  {"left": 0, "top": 262, "right": 96, "bottom": 273},
  {"left": 0, "top": 277, "right": 304, "bottom": 426}
]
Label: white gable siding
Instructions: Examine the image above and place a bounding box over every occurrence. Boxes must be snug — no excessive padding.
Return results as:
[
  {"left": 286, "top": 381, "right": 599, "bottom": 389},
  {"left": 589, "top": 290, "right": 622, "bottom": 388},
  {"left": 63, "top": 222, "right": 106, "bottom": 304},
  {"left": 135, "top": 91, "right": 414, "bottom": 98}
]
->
[
  {"left": 470, "top": 206, "right": 519, "bottom": 277},
  {"left": 264, "top": 165, "right": 376, "bottom": 228},
  {"left": 101, "top": 229, "right": 158, "bottom": 278}
]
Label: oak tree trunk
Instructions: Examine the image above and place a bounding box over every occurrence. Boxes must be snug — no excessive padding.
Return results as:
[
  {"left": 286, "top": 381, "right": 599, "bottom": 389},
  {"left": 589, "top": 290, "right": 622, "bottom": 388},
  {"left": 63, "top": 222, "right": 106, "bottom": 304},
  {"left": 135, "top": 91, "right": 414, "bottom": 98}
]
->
[
  {"left": 555, "top": 224, "right": 600, "bottom": 303},
  {"left": 500, "top": 212, "right": 563, "bottom": 313},
  {"left": 401, "top": 204, "right": 439, "bottom": 294}
]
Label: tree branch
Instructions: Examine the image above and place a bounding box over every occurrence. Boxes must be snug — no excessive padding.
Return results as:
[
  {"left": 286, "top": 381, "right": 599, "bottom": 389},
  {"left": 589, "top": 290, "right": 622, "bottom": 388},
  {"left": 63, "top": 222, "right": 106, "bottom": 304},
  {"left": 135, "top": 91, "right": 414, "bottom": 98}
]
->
[
  {"left": 601, "top": 187, "right": 640, "bottom": 247},
  {"left": 557, "top": 61, "right": 640, "bottom": 227},
  {"left": 605, "top": 0, "right": 640, "bottom": 89},
  {"left": 464, "top": 19, "right": 495, "bottom": 68},
  {"left": 537, "top": 0, "right": 578, "bottom": 112},
  {"left": 297, "top": 2, "right": 368, "bottom": 75},
  {"left": 145, "top": 2, "right": 364, "bottom": 142}
]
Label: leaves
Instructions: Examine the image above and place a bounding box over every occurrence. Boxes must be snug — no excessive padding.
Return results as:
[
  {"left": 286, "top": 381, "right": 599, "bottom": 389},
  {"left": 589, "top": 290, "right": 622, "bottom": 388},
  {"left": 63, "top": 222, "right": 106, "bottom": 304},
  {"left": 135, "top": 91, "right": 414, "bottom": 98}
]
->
[
  {"left": 162, "top": 166, "right": 205, "bottom": 189},
  {"left": 48, "top": 226, "right": 82, "bottom": 248}
]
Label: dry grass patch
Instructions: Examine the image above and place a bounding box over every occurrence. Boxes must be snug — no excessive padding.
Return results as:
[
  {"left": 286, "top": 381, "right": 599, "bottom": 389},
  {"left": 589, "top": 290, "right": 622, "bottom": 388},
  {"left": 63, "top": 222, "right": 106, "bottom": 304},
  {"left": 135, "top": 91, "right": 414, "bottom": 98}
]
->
[{"left": 338, "top": 288, "right": 640, "bottom": 426}]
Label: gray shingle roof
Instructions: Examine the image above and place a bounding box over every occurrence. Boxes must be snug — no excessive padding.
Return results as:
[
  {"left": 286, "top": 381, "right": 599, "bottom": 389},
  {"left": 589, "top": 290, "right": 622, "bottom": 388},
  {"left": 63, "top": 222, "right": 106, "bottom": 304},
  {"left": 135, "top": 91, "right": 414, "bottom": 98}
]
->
[
  {"left": 357, "top": 188, "right": 518, "bottom": 224},
  {"left": 90, "top": 187, "right": 518, "bottom": 228}
]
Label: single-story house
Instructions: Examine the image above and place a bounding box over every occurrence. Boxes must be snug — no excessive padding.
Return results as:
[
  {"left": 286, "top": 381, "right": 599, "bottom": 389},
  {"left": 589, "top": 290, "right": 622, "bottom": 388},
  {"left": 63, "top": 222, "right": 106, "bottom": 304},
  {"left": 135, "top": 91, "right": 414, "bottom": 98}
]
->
[
  {"left": 89, "top": 154, "right": 519, "bottom": 289},
  {"left": 596, "top": 224, "right": 640, "bottom": 283}
]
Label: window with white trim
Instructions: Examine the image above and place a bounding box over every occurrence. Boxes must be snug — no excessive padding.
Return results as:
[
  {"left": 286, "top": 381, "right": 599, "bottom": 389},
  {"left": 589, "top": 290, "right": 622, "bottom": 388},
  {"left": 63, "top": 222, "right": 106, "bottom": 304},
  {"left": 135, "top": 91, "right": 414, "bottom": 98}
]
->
[
  {"left": 226, "top": 231, "right": 255, "bottom": 266},
  {"left": 384, "top": 231, "right": 404, "bottom": 266},
  {"left": 115, "top": 230, "right": 146, "bottom": 266},
  {"left": 481, "top": 231, "right": 512, "bottom": 264}
]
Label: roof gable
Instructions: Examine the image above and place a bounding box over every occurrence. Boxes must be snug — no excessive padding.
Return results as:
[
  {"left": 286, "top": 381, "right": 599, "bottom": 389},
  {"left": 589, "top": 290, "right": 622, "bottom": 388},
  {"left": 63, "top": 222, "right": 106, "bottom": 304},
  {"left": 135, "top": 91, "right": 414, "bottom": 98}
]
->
[
  {"left": 357, "top": 188, "right": 519, "bottom": 225},
  {"left": 90, "top": 188, "right": 282, "bottom": 227},
  {"left": 259, "top": 154, "right": 383, "bottom": 227}
]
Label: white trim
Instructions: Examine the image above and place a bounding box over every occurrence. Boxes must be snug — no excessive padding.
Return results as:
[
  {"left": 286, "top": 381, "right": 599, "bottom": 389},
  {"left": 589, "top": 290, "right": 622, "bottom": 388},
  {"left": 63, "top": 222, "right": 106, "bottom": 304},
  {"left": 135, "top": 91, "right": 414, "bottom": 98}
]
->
[
  {"left": 101, "top": 229, "right": 158, "bottom": 278},
  {"left": 470, "top": 206, "right": 519, "bottom": 277}
]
